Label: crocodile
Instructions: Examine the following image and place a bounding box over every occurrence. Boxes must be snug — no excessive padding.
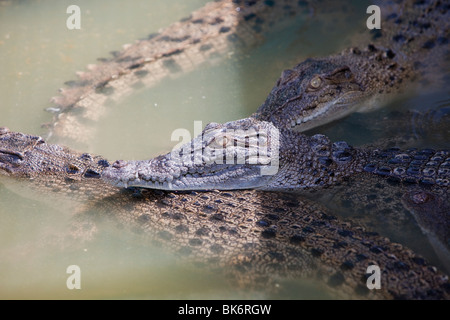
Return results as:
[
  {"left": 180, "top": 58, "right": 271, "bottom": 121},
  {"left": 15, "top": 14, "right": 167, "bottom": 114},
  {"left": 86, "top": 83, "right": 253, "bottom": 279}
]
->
[
  {"left": 46, "top": 0, "right": 449, "bottom": 147},
  {"left": 1, "top": 126, "right": 449, "bottom": 299},
  {"left": 90, "top": 0, "right": 449, "bottom": 273}
]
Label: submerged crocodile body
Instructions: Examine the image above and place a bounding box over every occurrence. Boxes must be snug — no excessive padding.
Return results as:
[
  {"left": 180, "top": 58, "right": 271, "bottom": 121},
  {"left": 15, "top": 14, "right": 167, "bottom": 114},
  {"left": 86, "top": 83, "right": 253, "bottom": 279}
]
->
[
  {"left": 1, "top": 127, "right": 449, "bottom": 299},
  {"left": 46, "top": 0, "right": 449, "bottom": 146}
]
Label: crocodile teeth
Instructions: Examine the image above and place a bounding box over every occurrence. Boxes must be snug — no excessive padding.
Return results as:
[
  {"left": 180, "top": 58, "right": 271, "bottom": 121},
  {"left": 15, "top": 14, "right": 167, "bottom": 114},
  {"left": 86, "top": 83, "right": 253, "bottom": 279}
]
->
[{"left": 117, "top": 180, "right": 128, "bottom": 188}]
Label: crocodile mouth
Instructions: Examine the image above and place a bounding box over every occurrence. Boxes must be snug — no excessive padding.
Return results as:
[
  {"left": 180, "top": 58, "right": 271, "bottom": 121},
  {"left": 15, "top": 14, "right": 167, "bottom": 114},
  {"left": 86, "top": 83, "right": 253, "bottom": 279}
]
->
[
  {"left": 290, "top": 90, "right": 367, "bottom": 131},
  {"left": 102, "top": 159, "right": 273, "bottom": 191}
]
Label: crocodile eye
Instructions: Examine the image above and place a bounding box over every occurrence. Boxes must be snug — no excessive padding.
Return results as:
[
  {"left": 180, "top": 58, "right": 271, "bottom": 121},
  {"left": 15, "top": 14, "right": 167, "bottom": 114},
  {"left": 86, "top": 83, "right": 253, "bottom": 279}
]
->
[
  {"left": 210, "top": 134, "right": 232, "bottom": 148},
  {"left": 310, "top": 76, "right": 322, "bottom": 89}
]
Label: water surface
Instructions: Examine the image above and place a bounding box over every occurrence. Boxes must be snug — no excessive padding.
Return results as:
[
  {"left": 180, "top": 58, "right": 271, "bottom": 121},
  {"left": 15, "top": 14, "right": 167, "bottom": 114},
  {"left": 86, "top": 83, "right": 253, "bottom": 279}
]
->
[{"left": 0, "top": 0, "right": 448, "bottom": 299}]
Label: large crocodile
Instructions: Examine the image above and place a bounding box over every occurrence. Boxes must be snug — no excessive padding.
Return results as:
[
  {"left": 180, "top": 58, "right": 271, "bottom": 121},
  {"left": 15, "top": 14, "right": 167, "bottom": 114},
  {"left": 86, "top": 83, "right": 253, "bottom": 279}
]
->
[
  {"left": 1, "top": 126, "right": 449, "bottom": 299},
  {"left": 46, "top": 0, "right": 449, "bottom": 147}
]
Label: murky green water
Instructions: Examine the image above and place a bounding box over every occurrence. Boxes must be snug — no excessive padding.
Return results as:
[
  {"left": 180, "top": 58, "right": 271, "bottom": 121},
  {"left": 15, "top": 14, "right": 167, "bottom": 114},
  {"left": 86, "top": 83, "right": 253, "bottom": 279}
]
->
[{"left": 0, "top": 0, "right": 448, "bottom": 299}]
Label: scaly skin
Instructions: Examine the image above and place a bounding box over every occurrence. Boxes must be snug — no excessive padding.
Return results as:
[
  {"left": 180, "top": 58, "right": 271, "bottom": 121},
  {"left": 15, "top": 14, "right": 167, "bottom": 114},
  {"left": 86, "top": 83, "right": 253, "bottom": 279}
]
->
[
  {"left": 101, "top": 117, "right": 449, "bottom": 191},
  {"left": 0, "top": 126, "right": 449, "bottom": 299}
]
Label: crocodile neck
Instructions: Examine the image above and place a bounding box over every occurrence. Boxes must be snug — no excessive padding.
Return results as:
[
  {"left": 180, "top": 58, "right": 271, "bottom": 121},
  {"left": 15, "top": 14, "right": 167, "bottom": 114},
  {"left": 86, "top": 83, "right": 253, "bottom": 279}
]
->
[{"left": 1, "top": 127, "right": 449, "bottom": 299}]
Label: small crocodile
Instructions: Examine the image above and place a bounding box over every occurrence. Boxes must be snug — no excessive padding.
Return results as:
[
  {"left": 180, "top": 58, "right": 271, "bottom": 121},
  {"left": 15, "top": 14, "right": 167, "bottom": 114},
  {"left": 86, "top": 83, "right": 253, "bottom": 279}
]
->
[{"left": 1, "top": 126, "right": 449, "bottom": 299}]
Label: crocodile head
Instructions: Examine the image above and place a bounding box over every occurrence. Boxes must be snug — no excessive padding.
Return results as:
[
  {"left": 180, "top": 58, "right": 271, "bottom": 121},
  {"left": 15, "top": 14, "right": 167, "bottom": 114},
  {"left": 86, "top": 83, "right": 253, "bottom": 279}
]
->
[
  {"left": 254, "top": 57, "right": 366, "bottom": 131},
  {"left": 102, "top": 118, "right": 282, "bottom": 190}
]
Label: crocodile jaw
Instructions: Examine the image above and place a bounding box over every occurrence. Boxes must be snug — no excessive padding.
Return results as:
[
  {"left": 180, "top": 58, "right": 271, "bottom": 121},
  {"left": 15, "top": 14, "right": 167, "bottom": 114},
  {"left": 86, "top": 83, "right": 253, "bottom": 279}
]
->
[{"left": 102, "top": 160, "right": 274, "bottom": 191}]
